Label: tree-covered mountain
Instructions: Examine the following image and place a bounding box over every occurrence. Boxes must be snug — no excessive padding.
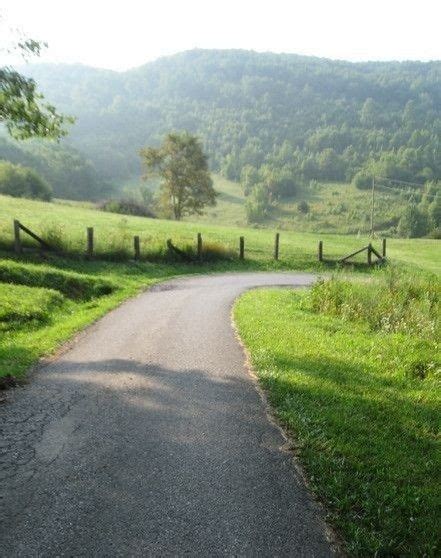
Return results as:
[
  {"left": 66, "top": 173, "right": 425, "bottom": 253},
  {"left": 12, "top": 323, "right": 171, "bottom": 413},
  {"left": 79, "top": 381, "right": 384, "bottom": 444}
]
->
[{"left": 10, "top": 49, "right": 441, "bottom": 197}]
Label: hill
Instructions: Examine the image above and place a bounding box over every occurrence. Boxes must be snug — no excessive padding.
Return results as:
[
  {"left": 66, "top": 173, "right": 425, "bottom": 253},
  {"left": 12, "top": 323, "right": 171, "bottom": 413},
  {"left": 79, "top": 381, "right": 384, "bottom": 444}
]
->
[{"left": 11, "top": 50, "right": 441, "bottom": 195}]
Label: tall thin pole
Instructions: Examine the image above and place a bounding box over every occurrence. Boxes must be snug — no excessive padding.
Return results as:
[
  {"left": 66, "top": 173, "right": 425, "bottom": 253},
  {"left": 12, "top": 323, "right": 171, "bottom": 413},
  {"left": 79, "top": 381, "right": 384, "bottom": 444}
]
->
[{"left": 370, "top": 177, "right": 375, "bottom": 237}]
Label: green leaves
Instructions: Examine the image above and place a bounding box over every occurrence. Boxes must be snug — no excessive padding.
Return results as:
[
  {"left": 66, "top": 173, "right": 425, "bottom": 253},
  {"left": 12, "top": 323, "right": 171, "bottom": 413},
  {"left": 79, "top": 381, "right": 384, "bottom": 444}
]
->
[
  {"left": 0, "top": 68, "right": 73, "bottom": 140},
  {"left": 140, "top": 132, "right": 216, "bottom": 220},
  {"left": 0, "top": 31, "right": 73, "bottom": 140}
]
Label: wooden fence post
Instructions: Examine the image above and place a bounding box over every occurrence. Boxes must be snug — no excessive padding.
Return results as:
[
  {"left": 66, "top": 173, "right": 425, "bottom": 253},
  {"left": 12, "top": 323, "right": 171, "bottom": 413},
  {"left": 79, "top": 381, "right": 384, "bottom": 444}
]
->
[
  {"left": 318, "top": 240, "right": 323, "bottom": 262},
  {"left": 274, "top": 233, "right": 280, "bottom": 260},
  {"left": 134, "top": 235, "right": 140, "bottom": 260},
  {"left": 86, "top": 227, "right": 94, "bottom": 259},
  {"left": 367, "top": 243, "right": 373, "bottom": 265},
  {"left": 197, "top": 232, "right": 202, "bottom": 262},
  {"left": 382, "top": 238, "right": 387, "bottom": 258},
  {"left": 239, "top": 236, "right": 245, "bottom": 260},
  {"left": 13, "top": 219, "right": 22, "bottom": 254}
]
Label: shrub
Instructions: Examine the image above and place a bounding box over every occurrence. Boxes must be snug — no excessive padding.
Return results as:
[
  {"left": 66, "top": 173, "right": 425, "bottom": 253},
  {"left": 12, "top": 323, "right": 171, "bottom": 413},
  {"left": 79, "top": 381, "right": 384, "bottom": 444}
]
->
[
  {"left": 245, "top": 184, "right": 271, "bottom": 223},
  {"left": 0, "top": 161, "right": 52, "bottom": 201},
  {"left": 397, "top": 204, "right": 428, "bottom": 238},
  {"left": 352, "top": 170, "right": 373, "bottom": 190},
  {"left": 202, "top": 242, "right": 235, "bottom": 261},
  {"left": 165, "top": 240, "right": 234, "bottom": 263},
  {"left": 297, "top": 200, "right": 310, "bottom": 214},
  {"left": 99, "top": 198, "right": 155, "bottom": 218}
]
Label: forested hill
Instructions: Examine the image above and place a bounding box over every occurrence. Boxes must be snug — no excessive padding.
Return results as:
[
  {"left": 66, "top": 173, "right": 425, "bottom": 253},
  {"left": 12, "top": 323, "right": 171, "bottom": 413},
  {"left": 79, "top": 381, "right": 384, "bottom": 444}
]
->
[{"left": 6, "top": 49, "right": 441, "bottom": 197}]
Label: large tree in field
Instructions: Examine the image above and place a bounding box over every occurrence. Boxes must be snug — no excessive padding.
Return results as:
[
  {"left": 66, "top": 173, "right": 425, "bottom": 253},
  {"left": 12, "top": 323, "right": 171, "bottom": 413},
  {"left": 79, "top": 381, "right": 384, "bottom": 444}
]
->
[
  {"left": 0, "top": 18, "right": 71, "bottom": 139},
  {"left": 140, "top": 132, "right": 216, "bottom": 220}
]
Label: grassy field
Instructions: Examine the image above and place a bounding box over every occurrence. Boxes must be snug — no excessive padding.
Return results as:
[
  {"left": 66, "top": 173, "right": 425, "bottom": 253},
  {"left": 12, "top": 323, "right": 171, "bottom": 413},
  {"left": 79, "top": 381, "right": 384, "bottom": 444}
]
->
[
  {"left": 263, "top": 180, "right": 410, "bottom": 235},
  {"left": 234, "top": 271, "right": 440, "bottom": 556},
  {"left": 123, "top": 173, "right": 411, "bottom": 236},
  {"left": 1, "top": 193, "right": 439, "bottom": 273}
]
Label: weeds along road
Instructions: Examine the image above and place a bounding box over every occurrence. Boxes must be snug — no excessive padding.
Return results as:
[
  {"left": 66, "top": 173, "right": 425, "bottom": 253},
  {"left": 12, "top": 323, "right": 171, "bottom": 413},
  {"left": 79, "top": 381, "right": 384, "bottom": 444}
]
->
[{"left": 0, "top": 272, "right": 334, "bottom": 557}]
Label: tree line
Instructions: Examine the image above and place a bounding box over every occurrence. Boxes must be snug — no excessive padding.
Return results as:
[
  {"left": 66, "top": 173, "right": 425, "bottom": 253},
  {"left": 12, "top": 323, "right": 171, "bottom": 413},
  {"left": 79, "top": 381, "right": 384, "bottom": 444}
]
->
[{"left": 21, "top": 50, "right": 441, "bottom": 188}]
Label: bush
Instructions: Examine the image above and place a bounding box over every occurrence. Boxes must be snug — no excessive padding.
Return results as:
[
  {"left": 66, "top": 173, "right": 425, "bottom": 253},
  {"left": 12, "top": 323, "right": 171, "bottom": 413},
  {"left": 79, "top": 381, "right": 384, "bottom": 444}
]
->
[
  {"left": 0, "top": 161, "right": 52, "bottom": 201},
  {"left": 245, "top": 184, "right": 271, "bottom": 223},
  {"left": 165, "top": 240, "right": 234, "bottom": 263},
  {"left": 201, "top": 242, "right": 235, "bottom": 261},
  {"left": 99, "top": 198, "right": 155, "bottom": 218},
  {"left": 352, "top": 170, "right": 373, "bottom": 190},
  {"left": 297, "top": 200, "right": 310, "bottom": 214},
  {"left": 397, "top": 204, "right": 428, "bottom": 238}
]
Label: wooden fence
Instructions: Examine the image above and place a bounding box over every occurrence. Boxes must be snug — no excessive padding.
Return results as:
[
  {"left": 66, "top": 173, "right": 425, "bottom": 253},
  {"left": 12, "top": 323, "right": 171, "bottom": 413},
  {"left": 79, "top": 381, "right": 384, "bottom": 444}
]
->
[{"left": 11, "top": 219, "right": 387, "bottom": 266}]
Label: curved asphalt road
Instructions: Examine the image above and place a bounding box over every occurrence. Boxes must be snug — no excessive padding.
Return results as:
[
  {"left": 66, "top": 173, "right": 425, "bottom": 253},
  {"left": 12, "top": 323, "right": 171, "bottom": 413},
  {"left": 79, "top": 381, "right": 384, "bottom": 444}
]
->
[{"left": 0, "top": 272, "right": 334, "bottom": 557}]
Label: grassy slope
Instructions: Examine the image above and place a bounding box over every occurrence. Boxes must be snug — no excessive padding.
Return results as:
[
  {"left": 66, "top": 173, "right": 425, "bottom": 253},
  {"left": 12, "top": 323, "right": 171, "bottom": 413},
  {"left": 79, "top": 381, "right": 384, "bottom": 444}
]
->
[
  {"left": 1, "top": 194, "right": 439, "bottom": 273},
  {"left": 234, "top": 279, "right": 440, "bottom": 556},
  {"left": 123, "top": 174, "right": 410, "bottom": 235},
  {"left": 0, "top": 255, "right": 192, "bottom": 379}
]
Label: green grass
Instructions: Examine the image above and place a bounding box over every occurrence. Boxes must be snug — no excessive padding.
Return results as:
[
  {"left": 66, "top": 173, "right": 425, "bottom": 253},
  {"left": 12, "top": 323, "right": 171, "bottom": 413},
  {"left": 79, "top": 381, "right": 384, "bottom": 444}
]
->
[
  {"left": 1, "top": 193, "right": 439, "bottom": 273},
  {"left": 0, "top": 283, "right": 64, "bottom": 330},
  {"left": 0, "top": 191, "right": 438, "bottom": 381},
  {"left": 1, "top": 193, "right": 439, "bottom": 553},
  {"left": 265, "top": 181, "right": 410, "bottom": 235},
  {"left": 124, "top": 174, "right": 411, "bottom": 236},
  {"left": 187, "top": 174, "right": 247, "bottom": 227},
  {"left": 0, "top": 253, "right": 199, "bottom": 379},
  {"left": 234, "top": 271, "right": 440, "bottom": 556}
]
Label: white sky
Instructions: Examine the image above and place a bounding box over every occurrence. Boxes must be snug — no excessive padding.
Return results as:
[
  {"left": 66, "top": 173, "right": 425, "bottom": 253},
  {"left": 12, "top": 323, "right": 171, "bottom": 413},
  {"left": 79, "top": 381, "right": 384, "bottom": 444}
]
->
[{"left": 1, "top": 0, "right": 441, "bottom": 71}]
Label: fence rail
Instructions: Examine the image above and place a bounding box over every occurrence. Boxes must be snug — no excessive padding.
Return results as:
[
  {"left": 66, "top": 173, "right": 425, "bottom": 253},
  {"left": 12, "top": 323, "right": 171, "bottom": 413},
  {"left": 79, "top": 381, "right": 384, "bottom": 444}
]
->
[{"left": 10, "top": 219, "right": 387, "bottom": 266}]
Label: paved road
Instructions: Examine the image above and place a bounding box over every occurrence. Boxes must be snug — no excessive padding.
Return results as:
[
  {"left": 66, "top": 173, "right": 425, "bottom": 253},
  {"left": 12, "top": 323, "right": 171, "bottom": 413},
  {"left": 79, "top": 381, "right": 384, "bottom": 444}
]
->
[{"left": 0, "top": 272, "right": 334, "bottom": 557}]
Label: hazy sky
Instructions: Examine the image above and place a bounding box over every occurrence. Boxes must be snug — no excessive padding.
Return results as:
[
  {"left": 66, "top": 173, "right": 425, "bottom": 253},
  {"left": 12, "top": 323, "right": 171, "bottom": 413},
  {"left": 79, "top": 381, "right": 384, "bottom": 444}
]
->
[{"left": 1, "top": 0, "right": 440, "bottom": 70}]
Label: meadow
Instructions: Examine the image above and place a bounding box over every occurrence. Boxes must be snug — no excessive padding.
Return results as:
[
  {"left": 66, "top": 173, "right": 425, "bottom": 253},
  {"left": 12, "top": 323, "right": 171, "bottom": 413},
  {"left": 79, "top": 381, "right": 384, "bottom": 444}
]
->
[
  {"left": 1, "top": 193, "right": 439, "bottom": 273},
  {"left": 124, "top": 173, "right": 412, "bottom": 236}
]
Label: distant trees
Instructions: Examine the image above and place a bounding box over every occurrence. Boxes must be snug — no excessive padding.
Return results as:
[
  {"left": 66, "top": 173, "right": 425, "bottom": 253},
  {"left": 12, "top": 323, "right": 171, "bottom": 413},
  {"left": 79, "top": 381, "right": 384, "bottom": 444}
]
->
[
  {"left": 397, "top": 204, "right": 428, "bottom": 238},
  {"left": 245, "top": 183, "right": 271, "bottom": 223},
  {"left": 0, "top": 161, "right": 52, "bottom": 200},
  {"left": 1, "top": 49, "right": 441, "bottom": 216},
  {"left": 140, "top": 132, "right": 216, "bottom": 220},
  {"left": 395, "top": 181, "right": 441, "bottom": 238},
  {"left": 12, "top": 50, "right": 441, "bottom": 192},
  {"left": 428, "top": 192, "right": 441, "bottom": 232},
  {"left": 0, "top": 137, "right": 112, "bottom": 201}
]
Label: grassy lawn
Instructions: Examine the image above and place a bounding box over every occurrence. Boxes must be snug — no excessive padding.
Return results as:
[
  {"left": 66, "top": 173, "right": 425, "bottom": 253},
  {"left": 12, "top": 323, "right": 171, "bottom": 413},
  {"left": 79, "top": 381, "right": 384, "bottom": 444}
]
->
[{"left": 234, "top": 271, "right": 440, "bottom": 556}]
